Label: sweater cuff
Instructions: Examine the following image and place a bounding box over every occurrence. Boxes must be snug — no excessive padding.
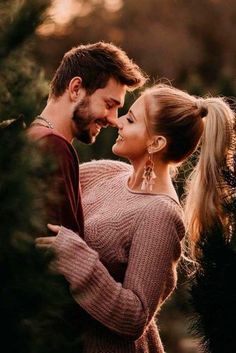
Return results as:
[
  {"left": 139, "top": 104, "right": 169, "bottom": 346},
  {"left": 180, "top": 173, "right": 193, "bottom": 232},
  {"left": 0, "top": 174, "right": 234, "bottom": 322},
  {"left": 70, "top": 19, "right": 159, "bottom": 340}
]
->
[
  {"left": 53, "top": 226, "right": 84, "bottom": 255},
  {"left": 52, "top": 226, "right": 99, "bottom": 290}
]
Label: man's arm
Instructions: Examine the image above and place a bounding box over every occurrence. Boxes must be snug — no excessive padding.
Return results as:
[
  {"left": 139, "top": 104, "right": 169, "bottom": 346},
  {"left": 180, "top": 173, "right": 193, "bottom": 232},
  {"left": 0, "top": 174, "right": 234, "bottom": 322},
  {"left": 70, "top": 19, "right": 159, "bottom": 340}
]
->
[{"left": 37, "top": 134, "right": 83, "bottom": 235}]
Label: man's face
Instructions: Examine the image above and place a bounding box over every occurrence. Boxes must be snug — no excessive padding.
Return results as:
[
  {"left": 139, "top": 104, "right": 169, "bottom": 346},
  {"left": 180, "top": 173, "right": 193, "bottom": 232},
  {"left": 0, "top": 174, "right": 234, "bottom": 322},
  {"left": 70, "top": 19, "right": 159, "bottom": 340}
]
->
[{"left": 72, "top": 78, "right": 126, "bottom": 144}]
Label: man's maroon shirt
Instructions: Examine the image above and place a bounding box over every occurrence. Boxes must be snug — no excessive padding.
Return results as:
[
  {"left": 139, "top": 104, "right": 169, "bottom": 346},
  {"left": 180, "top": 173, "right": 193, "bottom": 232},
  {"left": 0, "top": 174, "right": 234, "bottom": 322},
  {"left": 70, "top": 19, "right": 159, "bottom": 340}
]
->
[{"left": 27, "top": 125, "right": 84, "bottom": 236}]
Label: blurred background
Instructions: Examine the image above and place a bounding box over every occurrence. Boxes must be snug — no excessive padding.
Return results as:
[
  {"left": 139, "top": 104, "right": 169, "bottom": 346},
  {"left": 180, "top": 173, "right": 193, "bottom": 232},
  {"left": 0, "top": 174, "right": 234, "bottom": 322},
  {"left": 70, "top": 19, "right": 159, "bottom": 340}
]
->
[
  {"left": 35, "top": 0, "right": 236, "bottom": 162},
  {"left": 1, "top": 1, "right": 236, "bottom": 352}
]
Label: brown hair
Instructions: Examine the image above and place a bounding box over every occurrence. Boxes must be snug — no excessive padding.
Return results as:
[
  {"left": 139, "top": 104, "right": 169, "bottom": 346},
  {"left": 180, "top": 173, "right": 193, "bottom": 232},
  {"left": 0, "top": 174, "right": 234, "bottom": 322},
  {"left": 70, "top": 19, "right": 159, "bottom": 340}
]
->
[
  {"left": 142, "top": 84, "right": 235, "bottom": 258},
  {"left": 50, "top": 42, "right": 147, "bottom": 97}
]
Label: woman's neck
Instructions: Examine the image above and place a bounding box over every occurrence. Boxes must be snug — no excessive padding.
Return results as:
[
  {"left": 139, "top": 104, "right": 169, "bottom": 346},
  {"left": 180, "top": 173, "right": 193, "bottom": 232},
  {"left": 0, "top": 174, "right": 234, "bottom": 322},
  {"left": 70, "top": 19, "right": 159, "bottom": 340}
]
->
[{"left": 128, "top": 157, "right": 178, "bottom": 198}]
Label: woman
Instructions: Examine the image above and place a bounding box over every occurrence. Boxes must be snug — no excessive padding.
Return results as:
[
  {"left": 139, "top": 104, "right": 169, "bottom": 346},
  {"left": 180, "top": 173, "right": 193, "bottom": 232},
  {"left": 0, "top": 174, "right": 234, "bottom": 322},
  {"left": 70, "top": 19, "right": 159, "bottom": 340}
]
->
[{"left": 36, "top": 84, "right": 235, "bottom": 353}]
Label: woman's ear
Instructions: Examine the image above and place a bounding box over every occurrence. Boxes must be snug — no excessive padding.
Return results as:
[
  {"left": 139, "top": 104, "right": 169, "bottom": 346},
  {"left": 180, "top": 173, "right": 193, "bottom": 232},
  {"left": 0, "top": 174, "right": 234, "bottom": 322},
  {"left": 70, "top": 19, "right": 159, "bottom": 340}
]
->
[
  {"left": 68, "top": 77, "right": 84, "bottom": 101},
  {"left": 147, "top": 136, "right": 167, "bottom": 153}
]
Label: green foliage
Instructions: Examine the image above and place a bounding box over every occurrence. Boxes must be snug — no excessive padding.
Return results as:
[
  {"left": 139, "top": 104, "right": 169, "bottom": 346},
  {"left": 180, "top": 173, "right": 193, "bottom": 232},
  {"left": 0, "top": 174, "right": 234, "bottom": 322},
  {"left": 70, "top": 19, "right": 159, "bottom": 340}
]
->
[
  {"left": 0, "top": 0, "right": 50, "bottom": 123},
  {"left": 0, "top": 119, "right": 82, "bottom": 353},
  {"left": 0, "top": 53, "right": 48, "bottom": 123},
  {"left": 0, "top": 0, "right": 49, "bottom": 58},
  {"left": 189, "top": 145, "right": 236, "bottom": 352},
  {"left": 190, "top": 226, "right": 236, "bottom": 353},
  {"left": 0, "top": 2, "right": 83, "bottom": 352}
]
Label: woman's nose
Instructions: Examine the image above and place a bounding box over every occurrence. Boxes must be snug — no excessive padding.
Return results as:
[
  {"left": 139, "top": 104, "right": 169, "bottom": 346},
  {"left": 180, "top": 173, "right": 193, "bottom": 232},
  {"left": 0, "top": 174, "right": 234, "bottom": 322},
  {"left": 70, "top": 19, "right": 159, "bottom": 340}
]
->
[{"left": 117, "top": 115, "right": 125, "bottom": 129}]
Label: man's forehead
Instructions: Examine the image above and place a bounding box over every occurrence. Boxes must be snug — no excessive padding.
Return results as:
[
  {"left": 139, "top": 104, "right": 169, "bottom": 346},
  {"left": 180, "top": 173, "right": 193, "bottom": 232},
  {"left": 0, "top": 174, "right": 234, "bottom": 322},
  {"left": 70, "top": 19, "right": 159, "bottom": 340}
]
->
[
  {"left": 93, "top": 78, "right": 127, "bottom": 106},
  {"left": 109, "top": 95, "right": 125, "bottom": 107}
]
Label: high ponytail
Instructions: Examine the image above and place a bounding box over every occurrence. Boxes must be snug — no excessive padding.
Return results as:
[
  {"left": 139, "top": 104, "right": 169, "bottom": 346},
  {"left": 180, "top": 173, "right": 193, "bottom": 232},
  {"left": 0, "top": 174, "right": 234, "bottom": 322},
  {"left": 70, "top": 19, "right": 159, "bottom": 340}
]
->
[
  {"left": 184, "top": 97, "right": 235, "bottom": 257},
  {"left": 142, "top": 84, "right": 235, "bottom": 257}
]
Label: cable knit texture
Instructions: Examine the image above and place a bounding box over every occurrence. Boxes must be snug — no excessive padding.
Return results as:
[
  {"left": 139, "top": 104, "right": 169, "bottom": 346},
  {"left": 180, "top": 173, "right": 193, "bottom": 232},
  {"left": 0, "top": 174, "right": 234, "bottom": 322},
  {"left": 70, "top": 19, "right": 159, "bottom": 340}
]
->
[{"left": 53, "top": 160, "right": 185, "bottom": 353}]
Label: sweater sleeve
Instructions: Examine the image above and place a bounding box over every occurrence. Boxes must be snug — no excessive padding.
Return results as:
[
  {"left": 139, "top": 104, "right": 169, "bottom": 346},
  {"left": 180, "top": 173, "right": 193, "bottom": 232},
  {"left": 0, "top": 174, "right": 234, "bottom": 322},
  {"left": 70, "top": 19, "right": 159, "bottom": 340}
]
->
[{"left": 52, "top": 200, "right": 184, "bottom": 339}]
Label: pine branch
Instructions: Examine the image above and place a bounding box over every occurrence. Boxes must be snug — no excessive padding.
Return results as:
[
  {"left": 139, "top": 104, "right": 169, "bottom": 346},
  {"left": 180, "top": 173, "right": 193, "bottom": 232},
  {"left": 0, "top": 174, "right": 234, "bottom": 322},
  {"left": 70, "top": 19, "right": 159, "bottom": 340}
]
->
[
  {"left": 0, "top": 0, "right": 51, "bottom": 60},
  {"left": 0, "top": 121, "right": 84, "bottom": 353},
  {"left": 189, "top": 226, "right": 236, "bottom": 353}
]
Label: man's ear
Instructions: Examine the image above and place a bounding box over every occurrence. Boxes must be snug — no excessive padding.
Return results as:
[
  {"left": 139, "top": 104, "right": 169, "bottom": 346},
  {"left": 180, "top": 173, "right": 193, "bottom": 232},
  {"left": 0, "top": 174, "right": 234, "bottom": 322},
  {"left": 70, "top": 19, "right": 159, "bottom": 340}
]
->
[
  {"left": 147, "top": 136, "right": 167, "bottom": 153},
  {"left": 68, "top": 77, "right": 83, "bottom": 101}
]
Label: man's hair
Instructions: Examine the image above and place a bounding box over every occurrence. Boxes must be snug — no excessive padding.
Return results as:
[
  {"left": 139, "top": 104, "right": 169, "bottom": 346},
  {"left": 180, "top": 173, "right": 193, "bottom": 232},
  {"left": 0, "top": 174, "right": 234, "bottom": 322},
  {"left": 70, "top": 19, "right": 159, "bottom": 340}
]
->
[{"left": 50, "top": 42, "right": 147, "bottom": 97}]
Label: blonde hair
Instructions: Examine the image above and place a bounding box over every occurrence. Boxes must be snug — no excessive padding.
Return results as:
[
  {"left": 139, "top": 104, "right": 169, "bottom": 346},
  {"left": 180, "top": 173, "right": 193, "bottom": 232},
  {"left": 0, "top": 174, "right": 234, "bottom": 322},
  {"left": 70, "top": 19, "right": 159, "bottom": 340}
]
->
[
  {"left": 141, "top": 84, "right": 235, "bottom": 258},
  {"left": 184, "top": 97, "right": 235, "bottom": 257},
  {"left": 142, "top": 84, "right": 205, "bottom": 163}
]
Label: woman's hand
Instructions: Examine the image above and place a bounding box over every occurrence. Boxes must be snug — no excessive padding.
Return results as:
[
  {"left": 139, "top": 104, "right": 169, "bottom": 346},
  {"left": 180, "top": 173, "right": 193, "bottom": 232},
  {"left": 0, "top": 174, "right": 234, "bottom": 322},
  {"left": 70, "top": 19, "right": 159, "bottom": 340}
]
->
[{"left": 35, "top": 223, "right": 61, "bottom": 249}]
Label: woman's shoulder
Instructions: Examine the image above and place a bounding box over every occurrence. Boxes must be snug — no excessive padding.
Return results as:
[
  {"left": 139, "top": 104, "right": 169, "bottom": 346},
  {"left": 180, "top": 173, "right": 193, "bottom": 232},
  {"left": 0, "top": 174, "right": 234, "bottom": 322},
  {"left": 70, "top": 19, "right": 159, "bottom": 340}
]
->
[
  {"left": 148, "top": 195, "right": 183, "bottom": 220},
  {"left": 80, "top": 159, "right": 131, "bottom": 174},
  {"left": 80, "top": 159, "right": 131, "bottom": 188},
  {"left": 137, "top": 195, "right": 185, "bottom": 240}
]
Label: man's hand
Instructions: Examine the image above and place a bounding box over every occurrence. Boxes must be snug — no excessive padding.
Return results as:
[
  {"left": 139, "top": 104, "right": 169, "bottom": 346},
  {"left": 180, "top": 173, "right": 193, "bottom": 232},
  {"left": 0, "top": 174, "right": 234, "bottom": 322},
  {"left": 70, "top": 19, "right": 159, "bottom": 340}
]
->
[
  {"left": 35, "top": 236, "right": 56, "bottom": 249},
  {"left": 35, "top": 223, "right": 61, "bottom": 249}
]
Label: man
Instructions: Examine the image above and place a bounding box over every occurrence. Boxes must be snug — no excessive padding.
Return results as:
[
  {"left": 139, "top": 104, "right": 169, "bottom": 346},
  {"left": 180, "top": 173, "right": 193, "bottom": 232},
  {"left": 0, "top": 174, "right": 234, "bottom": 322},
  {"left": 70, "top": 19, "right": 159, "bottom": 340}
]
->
[{"left": 28, "top": 42, "right": 146, "bottom": 236}]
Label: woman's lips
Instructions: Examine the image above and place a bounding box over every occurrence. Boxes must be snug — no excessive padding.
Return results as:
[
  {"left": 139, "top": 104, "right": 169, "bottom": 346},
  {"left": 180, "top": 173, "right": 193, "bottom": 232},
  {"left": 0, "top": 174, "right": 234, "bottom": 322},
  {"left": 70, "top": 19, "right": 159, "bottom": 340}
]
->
[{"left": 116, "top": 134, "right": 124, "bottom": 142}]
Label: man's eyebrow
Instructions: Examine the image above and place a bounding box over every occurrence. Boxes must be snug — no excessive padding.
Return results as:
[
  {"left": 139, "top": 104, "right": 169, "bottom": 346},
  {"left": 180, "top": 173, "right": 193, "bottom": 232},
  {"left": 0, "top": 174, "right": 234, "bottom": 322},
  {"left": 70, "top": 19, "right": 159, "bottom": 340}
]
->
[
  {"left": 129, "top": 109, "right": 137, "bottom": 120},
  {"left": 107, "top": 98, "right": 122, "bottom": 107}
]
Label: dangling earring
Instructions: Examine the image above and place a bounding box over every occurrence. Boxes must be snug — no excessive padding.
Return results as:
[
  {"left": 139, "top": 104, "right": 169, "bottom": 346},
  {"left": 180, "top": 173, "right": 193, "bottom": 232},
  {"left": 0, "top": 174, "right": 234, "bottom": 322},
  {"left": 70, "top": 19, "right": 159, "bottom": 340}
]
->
[{"left": 141, "top": 152, "right": 156, "bottom": 191}]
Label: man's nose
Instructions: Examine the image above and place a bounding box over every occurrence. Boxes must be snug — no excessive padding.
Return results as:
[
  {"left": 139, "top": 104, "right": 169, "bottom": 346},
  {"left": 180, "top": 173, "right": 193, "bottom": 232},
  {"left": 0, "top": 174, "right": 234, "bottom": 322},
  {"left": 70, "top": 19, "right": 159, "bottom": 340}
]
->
[{"left": 106, "top": 112, "right": 119, "bottom": 127}]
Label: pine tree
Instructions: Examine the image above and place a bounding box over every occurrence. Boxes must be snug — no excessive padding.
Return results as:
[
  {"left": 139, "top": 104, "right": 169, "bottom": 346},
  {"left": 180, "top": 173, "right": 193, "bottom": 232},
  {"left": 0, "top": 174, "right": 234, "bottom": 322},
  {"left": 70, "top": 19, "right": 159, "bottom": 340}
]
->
[
  {"left": 190, "top": 226, "right": 236, "bottom": 353},
  {"left": 190, "top": 144, "right": 236, "bottom": 352},
  {"left": 0, "top": 0, "right": 49, "bottom": 124},
  {"left": 0, "top": 1, "right": 83, "bottom": 352}
]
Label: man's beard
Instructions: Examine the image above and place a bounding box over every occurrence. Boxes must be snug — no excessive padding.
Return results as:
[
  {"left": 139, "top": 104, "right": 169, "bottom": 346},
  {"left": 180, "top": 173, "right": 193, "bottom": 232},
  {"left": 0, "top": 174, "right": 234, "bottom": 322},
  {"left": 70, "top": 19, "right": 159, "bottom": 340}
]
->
[{"left": 72, "top": 96, "right": 96, "bottom": 144}]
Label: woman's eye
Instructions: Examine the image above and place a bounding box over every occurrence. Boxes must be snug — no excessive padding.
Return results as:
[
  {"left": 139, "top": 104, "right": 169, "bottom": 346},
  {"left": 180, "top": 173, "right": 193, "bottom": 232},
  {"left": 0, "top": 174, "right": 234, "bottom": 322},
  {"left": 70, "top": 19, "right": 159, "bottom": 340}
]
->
[{"left": 126, "top": 117, "right": 133, "bottom": 123}]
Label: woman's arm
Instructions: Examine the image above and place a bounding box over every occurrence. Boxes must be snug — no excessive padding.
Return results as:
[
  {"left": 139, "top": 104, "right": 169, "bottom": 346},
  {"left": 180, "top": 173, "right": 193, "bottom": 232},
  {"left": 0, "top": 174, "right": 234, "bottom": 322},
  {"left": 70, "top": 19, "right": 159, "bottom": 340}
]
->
[{"left": 37, "top": 201, "right": 184, "bottom": 339}]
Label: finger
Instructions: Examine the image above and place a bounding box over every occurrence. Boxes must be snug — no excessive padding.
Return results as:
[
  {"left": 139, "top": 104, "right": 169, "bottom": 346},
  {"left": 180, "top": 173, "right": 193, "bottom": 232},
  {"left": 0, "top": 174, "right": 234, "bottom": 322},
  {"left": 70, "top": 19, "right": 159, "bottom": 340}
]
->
[
  {"left": 35, "top": 243, "right": 51, "bottom": 249},
  {"left": 47, "top": 224, "right": 61, "bottom": 233},
  {"left": 35, "top": 237, "right": 54, "bottom": 244}
]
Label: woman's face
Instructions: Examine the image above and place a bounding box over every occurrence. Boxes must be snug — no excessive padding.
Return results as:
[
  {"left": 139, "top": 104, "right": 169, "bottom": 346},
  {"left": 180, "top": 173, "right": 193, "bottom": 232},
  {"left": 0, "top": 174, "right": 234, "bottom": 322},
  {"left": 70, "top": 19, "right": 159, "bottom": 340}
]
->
[{"left": 112, "top": 95, "right": 152, "bottom": 161}]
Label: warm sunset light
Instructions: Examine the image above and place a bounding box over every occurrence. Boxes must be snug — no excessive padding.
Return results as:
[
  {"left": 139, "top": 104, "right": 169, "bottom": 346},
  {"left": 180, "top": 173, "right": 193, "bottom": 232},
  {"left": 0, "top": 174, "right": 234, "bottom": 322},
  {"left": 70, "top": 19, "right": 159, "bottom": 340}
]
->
[
  {"left": 50, "top": 0, "right": 123, "bottom": 23},
  {"left": 38, "top": 0, "right": 123, "bottom": 36},
  {"left": 49, "top": 0, "right": 81, "bottom": 25},
  {"left": 37, "top": 0, "right": 82, "bottom": 35},
  {"left": 2, "top": 2, "right": 236, "bottom": 353}
]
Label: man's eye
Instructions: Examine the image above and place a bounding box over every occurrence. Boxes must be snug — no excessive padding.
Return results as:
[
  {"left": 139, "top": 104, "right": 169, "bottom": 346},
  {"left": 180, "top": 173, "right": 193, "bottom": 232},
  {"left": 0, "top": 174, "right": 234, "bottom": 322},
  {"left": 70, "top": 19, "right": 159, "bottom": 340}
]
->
[
  {"left": 106, "top": 103, "right": 113, "bottom": 109},
  {"left": 127, "top": 117, "right": 133, "bottom": 123}
]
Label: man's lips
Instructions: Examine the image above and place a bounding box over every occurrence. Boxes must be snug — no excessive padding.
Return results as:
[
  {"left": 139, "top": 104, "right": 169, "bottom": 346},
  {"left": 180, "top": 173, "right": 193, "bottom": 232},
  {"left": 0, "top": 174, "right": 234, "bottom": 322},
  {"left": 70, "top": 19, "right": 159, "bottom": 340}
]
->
[
  {"left": 95, "top": 122, "right": 102, "bottom": 129},
  {"left": 92, "top": 123, "right": 101, "bottom": 135},
  {"left": 95, "top": 118, "right": 108, "bottom": 128}
]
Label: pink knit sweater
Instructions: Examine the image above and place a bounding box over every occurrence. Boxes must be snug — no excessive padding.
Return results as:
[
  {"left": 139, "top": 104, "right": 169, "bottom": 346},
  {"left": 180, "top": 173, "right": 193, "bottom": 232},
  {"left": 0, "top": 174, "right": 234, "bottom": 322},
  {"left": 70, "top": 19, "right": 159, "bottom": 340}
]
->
[{"left": 53, "top": 160, "right": 185, "bottom": 353}]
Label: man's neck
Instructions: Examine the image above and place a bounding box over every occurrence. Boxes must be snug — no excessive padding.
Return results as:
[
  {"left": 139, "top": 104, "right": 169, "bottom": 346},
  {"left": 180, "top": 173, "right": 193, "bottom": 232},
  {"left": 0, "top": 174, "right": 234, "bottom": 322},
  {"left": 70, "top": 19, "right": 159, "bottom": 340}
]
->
[{"left": 39, "top": 96, "right": 74, "bottom": 143}]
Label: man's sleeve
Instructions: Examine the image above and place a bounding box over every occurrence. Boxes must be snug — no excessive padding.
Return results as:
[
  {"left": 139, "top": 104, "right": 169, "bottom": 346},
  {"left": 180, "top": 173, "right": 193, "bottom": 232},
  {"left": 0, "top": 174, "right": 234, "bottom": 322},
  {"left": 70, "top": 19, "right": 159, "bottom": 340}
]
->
[{"left": 39, "top": 134, "right": 83, "bottom": 235}]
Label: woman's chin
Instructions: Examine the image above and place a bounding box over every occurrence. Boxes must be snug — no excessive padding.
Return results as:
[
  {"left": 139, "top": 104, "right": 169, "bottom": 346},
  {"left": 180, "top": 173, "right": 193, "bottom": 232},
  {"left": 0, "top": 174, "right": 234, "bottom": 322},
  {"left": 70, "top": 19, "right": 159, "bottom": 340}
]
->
[{"left": 112, "top": 143, "right": 123, "bottom": 157}]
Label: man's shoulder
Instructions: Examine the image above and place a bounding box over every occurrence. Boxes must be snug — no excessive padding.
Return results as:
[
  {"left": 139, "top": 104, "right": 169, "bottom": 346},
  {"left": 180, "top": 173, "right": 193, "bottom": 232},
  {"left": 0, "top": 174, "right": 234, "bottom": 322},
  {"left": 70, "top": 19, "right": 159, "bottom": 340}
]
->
[
  {"left": 28, "top": 125, "right": 67, "bottom": 144},
  {"left": 27, "top": 125, "right": 78, "bottom": 161}
]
